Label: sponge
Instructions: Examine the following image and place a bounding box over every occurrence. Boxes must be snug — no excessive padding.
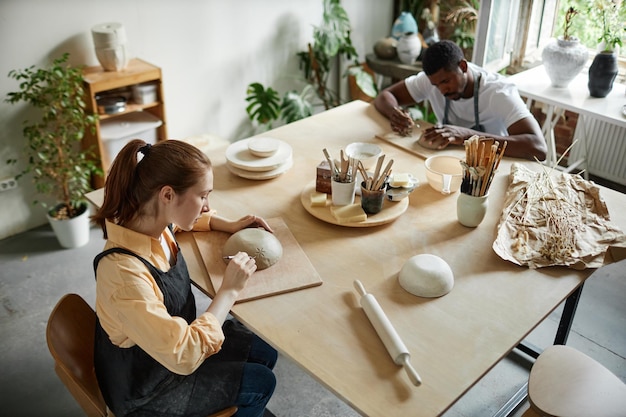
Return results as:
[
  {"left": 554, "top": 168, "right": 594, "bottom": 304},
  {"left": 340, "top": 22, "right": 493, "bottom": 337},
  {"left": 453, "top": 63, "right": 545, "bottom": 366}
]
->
[
  {"left": 391, "top": 173, "right": 411, "bottom": 187},
  {"left": 330, "top": 204, "right": 367, "bottom": 223},
  {"left": 310, "top": 192, "right": 328, "bottom": 207}
]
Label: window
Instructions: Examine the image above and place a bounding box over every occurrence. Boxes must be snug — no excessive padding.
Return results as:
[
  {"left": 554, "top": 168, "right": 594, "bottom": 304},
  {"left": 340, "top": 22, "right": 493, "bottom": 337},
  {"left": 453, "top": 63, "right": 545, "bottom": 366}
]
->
[
  {"left": 472, "top": 0, "right": 522, "bottom": 72},
  {"left": 474, "top": 0, "right": 625, "bottom": 75}
]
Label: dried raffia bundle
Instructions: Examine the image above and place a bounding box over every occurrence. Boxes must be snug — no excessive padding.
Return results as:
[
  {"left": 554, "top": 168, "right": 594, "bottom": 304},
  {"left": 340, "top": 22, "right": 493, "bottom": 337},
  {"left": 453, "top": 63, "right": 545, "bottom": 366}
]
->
[
  {"left": 460, "top": 135, "right": 507, "bottom": 197},
  {"left": 493, "top": 163, "right": 626, "bottom": 269}
]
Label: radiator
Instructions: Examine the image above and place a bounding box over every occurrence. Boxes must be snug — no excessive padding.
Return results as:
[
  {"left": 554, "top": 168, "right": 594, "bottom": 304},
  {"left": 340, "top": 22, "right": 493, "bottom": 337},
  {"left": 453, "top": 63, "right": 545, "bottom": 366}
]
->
[{"left": 569, "top": 117, "right": 626, "bottom": 186}]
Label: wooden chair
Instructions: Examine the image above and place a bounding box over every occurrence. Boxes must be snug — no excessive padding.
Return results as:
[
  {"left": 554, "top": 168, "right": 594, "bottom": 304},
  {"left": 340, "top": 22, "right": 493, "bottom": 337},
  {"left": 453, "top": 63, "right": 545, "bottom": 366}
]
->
[
  {"left": 523, "top": 345, "right": 626, "bottom": 417},
  {"left": 46, "top": 293, "right": 237, "bottom": 417}
]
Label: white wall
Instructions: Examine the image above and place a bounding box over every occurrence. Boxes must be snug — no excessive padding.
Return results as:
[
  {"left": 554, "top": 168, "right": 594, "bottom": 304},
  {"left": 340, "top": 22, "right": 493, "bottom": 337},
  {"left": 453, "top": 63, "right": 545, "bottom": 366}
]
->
[{"left": 0, "top": 0, "right": 393, "bottom": 240}]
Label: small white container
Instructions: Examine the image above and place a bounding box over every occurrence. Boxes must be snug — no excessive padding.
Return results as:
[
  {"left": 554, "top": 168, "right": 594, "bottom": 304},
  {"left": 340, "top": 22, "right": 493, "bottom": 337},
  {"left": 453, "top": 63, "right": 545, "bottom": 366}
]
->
[
  {"left": 100, "top": 112, "right": 162, "bottom": 166},
  {"left": 345, "top": 142, "right": 382, "bottom": 170},
  {"left": 132, "top": 83, "right": 158, "bottom": 104}
]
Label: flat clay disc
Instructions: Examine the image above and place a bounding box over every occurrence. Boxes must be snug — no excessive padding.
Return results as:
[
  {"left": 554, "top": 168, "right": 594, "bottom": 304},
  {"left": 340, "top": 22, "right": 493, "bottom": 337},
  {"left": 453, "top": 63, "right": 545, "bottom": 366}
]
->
[{"left": 222, "top": 228, "right": 283, "bottom": 270}]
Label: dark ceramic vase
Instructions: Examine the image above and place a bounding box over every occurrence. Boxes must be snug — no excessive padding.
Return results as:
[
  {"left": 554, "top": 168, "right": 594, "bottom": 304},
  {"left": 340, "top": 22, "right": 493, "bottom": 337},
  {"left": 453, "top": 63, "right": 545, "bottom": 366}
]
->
[{"left": 588, "top": 51, "right": 618, "bottom": 98}]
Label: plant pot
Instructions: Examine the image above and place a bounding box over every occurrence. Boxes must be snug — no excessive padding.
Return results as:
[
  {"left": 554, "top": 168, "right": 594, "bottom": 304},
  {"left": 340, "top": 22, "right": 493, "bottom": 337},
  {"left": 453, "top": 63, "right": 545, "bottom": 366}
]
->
[
  {"left": 588, "top": 51, "right": 618, "bottom": 98},
  {"left": 46, "top": 203, "right": 90, "bottom": 249},
  {"left": 541, "top": 37, "right": 588, "bottom": 88}
]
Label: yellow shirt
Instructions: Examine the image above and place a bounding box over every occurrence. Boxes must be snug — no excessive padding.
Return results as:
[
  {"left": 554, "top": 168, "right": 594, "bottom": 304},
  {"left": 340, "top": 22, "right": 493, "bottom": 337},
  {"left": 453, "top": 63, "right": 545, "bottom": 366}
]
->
[{"left": 95, "top": 211, "right": 223, "bottom": 375}]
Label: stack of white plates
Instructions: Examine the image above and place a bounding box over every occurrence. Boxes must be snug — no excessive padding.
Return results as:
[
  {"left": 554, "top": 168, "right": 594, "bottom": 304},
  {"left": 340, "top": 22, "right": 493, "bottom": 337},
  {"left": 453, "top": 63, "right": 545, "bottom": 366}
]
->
[{"left": 225, "top": 137, "right": 293, "bottom": 180}]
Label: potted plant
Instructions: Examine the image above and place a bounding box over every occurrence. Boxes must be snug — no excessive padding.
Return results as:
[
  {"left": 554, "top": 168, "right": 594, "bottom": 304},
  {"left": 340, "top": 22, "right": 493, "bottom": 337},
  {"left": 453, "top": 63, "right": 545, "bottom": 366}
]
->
[
  {"left": 245, "top": 0, "right": 376, "bottom": 131},
  {"left": 541, "top": 6, "right": 588, "bottom": 88},
  {"left": 587, "top": 0, "right": 624, "bottom": 97},
  {"left": 5, "top": 53, "right": 101, "bottom": 248}
]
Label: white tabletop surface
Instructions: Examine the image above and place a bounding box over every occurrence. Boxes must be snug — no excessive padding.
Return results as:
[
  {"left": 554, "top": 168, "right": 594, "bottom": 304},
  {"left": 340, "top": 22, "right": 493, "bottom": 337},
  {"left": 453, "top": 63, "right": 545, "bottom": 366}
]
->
[{"left": 507, "top": 64, "right": 626, "bottom": 128}]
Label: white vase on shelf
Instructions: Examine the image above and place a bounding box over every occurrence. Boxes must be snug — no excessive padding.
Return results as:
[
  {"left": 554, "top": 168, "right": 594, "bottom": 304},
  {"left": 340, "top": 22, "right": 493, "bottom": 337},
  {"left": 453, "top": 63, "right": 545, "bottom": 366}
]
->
[
  {"left": 92, "top": 22, "right": 129, "bottom": 71},
  {"left": 541, "top": 37, "right": 588, "bottom": 88},
  {"left": 397, "top": 33, "right": 421, "bottom": 65}
]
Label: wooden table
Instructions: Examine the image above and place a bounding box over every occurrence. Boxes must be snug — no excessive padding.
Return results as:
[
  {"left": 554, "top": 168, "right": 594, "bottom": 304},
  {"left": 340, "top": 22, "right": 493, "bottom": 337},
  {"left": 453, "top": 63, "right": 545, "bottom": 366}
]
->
[{"left": 93, "top": 101, "right": 626, "bottom": 416}]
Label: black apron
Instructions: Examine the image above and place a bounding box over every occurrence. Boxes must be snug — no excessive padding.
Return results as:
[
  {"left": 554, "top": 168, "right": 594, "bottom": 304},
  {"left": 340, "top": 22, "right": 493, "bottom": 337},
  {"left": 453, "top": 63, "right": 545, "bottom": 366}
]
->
[
  {"left": 443, "top": 70, "right": 485, "bottom": 132},
  {"left": 93, "top": 241, "right": 252, "bottom": 417}
]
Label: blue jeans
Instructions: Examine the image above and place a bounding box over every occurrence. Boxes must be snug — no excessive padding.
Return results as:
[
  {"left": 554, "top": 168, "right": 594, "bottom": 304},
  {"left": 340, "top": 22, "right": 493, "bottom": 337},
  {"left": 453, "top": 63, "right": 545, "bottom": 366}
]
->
[{"left": 234, "top": 334, "right": 278, "bottom": 417}]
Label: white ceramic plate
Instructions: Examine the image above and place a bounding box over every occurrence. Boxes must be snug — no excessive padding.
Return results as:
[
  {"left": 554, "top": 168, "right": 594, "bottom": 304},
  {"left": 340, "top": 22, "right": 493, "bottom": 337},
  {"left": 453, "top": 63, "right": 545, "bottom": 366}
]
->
[
  {"left": 226, "top": 156, "right": 293, "bottom": 180},
  {"left": 225, "top": 138, "right": 292, "bottom": 172}
]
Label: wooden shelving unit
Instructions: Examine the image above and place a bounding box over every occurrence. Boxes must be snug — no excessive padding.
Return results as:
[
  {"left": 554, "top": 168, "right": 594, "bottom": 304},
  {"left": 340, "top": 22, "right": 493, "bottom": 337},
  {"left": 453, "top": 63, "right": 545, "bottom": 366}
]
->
[{"left": 82, "top": 58, "right": 167, "bottom": 187}]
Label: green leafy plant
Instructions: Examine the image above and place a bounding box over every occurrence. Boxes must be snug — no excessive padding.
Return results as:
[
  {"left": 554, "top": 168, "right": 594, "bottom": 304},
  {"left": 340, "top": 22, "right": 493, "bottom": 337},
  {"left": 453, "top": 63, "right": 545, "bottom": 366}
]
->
[
  {"left": 245, "top": 83, "right": 314, "bottom": 129},
  {"left": 590, "top": 0, "right": 624, "bottom": 52},
  {"left": 245, "top": 0, "right": 376, "bottom": 129},
  {"left": 245, "top": 83, "right": 281, "bottom": 127},
  {"left": 5, "top": 53, "right": 101, "bottom": 219},
  {"left": 443, "top": 0, "right": 479, "bottom": 57}
]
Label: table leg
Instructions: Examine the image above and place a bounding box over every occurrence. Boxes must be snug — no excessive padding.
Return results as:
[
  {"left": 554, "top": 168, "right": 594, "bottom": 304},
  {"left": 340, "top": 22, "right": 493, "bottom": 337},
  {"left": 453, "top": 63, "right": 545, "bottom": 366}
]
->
[
  {"left": 566, "top": 115, "right": 590, "bottom": 179},
  {"left": 553, "top": 283, "right": 584, "bottom": 345},
  {"left": 525, "top": 96, "right": 584, "bottom": 172},
  {"left": 492, "top": 283, "right": 585, "bottom": 417}
]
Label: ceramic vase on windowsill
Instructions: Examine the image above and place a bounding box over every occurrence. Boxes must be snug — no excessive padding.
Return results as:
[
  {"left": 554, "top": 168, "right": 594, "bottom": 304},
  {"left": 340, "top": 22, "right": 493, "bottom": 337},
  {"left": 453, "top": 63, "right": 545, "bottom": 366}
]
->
[
  {"left": 541, "top": 37, "right": 588, "bottom": 88},
  {"left": 588, "top": 50, "right": 618, "bottom": 98}
]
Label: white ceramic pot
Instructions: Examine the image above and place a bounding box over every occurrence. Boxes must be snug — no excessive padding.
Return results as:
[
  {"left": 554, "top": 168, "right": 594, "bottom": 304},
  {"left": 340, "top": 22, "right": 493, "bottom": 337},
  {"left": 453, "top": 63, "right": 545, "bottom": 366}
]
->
[
  {"left": 92, "top": 22, "right": 129, "bottom": 71},
  {"left": 95, "top": 44, "right": 129, "bottom": 71},
  {"left": 456, "top": 192, "right": 489, "bottom": 227},
  {"left": 397, "top": 33, "right": 422, "bottom": 65},
  {"left": 92, "top": 22, "right": 128, "bottom": 47},
  {"left": 47, "top": 204, "right": 90, "bottom": 249},
  {"left": 331, "top": 179, "right": 356, "bottom": 206},
  {"left": 542, "top": 37, "right": 588, "bottom": 88}
]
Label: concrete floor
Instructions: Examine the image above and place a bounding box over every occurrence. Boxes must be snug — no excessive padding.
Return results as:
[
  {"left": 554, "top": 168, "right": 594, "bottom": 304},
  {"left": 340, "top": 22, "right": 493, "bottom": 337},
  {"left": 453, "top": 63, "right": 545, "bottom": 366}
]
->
[{"left": 1, "top": 223, "right": 624, "bottom": 417}]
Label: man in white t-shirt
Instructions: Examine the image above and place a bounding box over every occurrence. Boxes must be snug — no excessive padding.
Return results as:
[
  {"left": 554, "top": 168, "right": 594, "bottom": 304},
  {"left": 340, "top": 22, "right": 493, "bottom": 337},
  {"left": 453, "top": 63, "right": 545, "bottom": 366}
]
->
[{"left": 374, "top": 40, "right": 547, "bottom": 160}]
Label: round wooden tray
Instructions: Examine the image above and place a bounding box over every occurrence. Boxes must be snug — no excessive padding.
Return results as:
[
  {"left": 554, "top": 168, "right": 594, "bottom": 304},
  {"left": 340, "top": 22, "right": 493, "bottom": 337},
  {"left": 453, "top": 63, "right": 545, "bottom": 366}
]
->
[{"left": 300, "top": 182, "right": 409, "bottom": 227}]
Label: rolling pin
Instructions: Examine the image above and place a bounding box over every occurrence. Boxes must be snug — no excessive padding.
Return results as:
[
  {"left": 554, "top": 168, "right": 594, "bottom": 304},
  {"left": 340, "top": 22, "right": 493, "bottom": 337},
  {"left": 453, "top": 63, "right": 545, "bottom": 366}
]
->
[{"left": 354, "top": 279, "right": 422, "bottom": 386}]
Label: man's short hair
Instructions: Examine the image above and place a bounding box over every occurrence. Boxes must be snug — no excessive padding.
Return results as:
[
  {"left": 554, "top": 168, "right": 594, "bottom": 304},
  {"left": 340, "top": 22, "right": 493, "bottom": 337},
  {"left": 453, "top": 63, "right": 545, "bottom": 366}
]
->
[{"left": 422, "top": 40, "right": 465, "bottom": 75}]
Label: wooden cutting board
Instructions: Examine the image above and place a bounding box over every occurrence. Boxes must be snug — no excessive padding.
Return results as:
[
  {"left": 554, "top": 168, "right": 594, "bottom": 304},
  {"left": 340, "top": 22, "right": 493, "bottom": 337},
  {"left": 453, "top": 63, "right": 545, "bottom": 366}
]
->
[
  {"left": 193, "top": 217, "right": 322, "bottom": 303},
  {"left": 375, "top": 126, "right": 466, "bottom": 161}
]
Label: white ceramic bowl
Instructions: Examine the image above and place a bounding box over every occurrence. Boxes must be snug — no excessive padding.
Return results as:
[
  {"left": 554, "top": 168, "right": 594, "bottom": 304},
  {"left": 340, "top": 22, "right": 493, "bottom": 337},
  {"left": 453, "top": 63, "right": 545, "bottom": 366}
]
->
[
  {"left": 424, "top": 155, "right": 463, "bottom": 194},
  {"left": 345, "top": 142, "right": 383, "bottom": 170}
]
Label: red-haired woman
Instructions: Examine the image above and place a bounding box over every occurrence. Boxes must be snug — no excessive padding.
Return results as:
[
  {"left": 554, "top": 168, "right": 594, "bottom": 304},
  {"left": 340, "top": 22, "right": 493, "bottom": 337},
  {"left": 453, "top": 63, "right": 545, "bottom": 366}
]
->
[{"left": 91, "top": 139, "right": 277, "bottom": 417}]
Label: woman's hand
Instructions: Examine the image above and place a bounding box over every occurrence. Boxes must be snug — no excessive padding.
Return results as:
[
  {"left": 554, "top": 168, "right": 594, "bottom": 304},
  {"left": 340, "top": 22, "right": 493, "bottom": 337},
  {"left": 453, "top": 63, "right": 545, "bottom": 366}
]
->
[
  {"left": 221, "top": 251, "right": 257, "bottom": 293},
  {"left": 207, "top": 251, "right": 256, "bottom": 323},
  {"left": 235, "top": 214, "right": 273, "bottom": 233},
  {"left": 209, "top": 214, "right": 274, "bottom": 234}
]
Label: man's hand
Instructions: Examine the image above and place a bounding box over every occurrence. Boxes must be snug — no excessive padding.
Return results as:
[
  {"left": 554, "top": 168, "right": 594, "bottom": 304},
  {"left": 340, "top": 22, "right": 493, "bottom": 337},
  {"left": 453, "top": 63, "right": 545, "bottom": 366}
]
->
[
  {"left": 390, "top": 107, "right": 415, "bottom": 137},
  {"left": 420, "top": 125, "right": 467, "bottom": 149}
]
